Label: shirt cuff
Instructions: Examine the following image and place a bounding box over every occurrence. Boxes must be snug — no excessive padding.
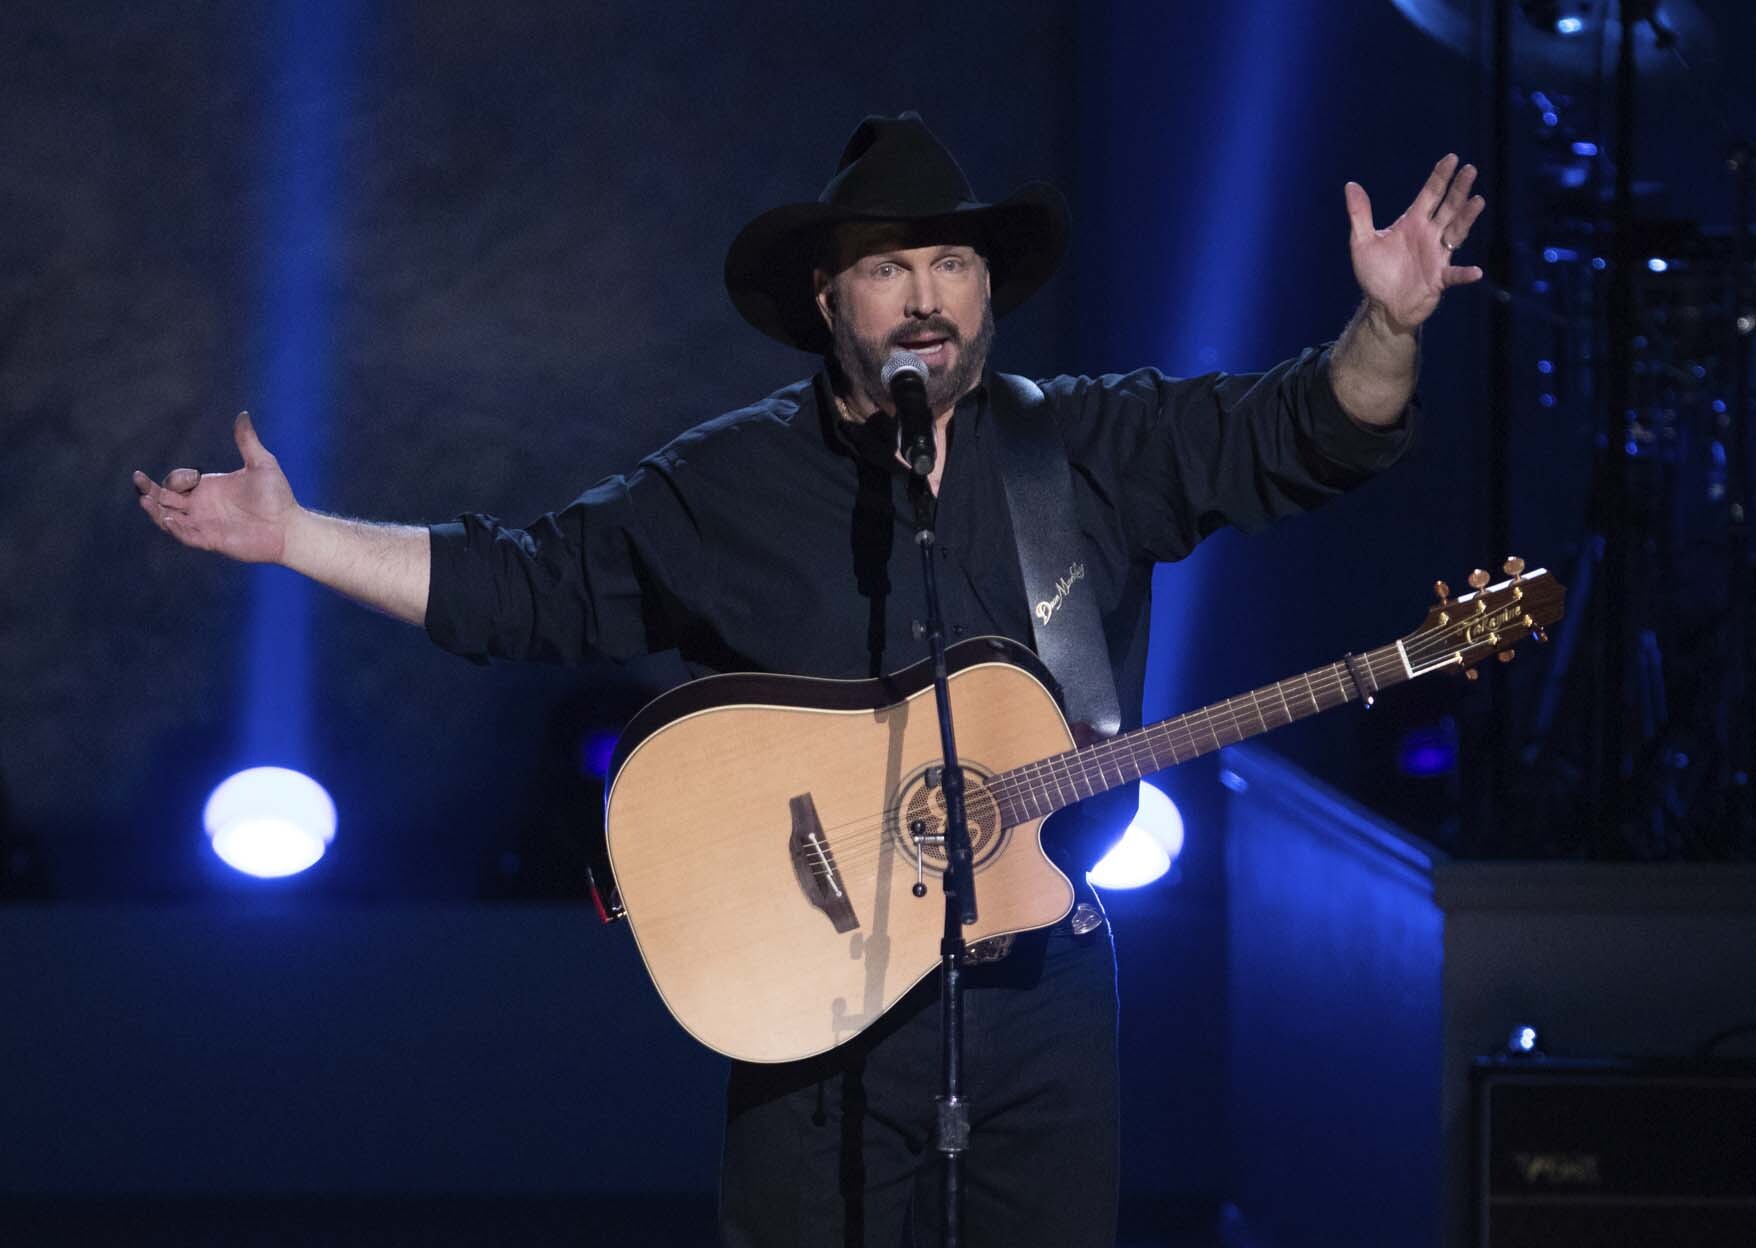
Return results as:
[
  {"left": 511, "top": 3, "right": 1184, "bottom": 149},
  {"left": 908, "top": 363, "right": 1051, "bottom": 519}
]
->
[
  {"left": 424, "top": 519, "right": 491, "bottom": 664},
  {"left": 1308, "top": 344, "right": 1417, "bottom": 474}
]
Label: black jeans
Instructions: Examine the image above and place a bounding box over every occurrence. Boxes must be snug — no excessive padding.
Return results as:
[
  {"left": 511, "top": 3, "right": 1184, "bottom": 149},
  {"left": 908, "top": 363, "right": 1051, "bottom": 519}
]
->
[{"left": 718, "top": 914, "right": 1119, "bottom": 1247}]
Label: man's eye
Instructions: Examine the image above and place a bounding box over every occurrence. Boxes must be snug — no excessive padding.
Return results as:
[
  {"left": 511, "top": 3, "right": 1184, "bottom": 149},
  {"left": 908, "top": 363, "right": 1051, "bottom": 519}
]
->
[
  {"left": 940, "top": 257, "right": 964, "bottom": 272},
  {"left": 873, "top": 263, "right": 898, "bottom": 278}
]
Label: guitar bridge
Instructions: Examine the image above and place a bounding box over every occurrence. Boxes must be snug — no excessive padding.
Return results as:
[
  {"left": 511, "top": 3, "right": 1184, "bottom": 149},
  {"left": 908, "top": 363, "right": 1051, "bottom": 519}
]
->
[{"left": 789, "top": 793, "right": 859, "bottom": 934}]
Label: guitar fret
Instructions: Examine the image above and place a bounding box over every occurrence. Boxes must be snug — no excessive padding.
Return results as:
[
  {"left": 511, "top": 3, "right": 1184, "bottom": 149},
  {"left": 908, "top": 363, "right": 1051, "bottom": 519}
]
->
[
  {"left": 1050, "top": 756, "right": 1078, "bottom": 808},
  {"left": 987, "top": 604, "right": 1501, "bottom": 824},
  {"left": 1095, "top": 740, "right": 1123, "bottom": 789},
  {"left": 1067, "top": 751, "right": 1095, "bottom": 800},
  {"left": 1227, "top": 693, "right": 1253, "bottom": 740},
  {"left": 1329, "top": 662, "right": 1353, "bottom": 708},
  {"left": 1246, "top": 687, "right": 1270, "bottom": 735}
]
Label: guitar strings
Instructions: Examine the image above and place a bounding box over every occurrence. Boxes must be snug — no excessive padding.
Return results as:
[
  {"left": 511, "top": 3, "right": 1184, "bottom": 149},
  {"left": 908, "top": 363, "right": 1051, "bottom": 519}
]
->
[
  {"left": 623, "top": 592, "right": 1555, "bottom": 889},
  {"left": 785, "top": 650, "right": 1401, "bottom": 880},
  {"left": 784, "top": 594, "right": 1555, "bottom": 882},
  {"left": 628, "top": 655, "right": 1364, "bottom": 887}
]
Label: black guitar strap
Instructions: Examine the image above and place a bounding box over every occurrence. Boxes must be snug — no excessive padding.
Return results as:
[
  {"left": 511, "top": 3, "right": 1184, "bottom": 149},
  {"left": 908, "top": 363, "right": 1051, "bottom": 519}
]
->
[{"left": 987, "top": 373, "right": 1123, "bottom": 738}]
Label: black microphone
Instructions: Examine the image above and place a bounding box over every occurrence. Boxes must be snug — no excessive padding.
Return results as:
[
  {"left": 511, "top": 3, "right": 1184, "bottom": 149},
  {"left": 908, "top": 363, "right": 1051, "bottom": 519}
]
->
[{"left": 881, "top": 350, "right": 936, "bottom": 477}]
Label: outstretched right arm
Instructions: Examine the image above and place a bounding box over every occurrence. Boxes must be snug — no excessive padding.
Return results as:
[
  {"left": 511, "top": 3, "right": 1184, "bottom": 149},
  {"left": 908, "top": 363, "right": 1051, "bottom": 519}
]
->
[{"left": 133, "top": 412, "right": 431, "bottom": 626}]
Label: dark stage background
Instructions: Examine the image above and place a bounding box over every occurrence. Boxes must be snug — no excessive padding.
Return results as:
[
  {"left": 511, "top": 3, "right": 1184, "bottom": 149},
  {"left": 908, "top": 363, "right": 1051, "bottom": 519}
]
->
[{"left": 4, "top": 1, "right": 1754, "bottom": 1243}]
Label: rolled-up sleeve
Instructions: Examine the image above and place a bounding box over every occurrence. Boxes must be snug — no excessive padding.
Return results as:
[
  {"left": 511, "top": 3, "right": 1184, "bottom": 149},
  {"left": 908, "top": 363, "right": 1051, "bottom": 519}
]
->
[
  {"left": 1045, "top": 343, "right": 1416, "bottom": 565},
  {"left": 424, "top": 450, "right": 710, "bottom": 665}
]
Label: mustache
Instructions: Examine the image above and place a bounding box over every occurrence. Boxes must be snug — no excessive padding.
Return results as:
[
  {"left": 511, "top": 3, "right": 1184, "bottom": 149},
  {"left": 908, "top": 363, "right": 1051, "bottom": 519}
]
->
[{"left": 886, "top": 319, "right": 961, "bottom": 349}]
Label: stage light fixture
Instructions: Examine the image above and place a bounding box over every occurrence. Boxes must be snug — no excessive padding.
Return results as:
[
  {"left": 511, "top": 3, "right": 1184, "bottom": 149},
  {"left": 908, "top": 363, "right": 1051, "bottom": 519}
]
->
[
  {"left": 1088, "top": 781, "right": 1185, "bottom": 891},
  {"left": 204, "top": 766, "right": 335, "bottom": 878}
]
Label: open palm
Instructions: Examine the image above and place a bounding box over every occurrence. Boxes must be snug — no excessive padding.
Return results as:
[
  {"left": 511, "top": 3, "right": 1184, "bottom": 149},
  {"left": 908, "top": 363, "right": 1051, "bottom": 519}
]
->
[
  {"left": 133, "top": 412, "right": 299, "bottom": 564},
  {"left": 1346, "top": 154, "right": 1485, "bottom": 335}
]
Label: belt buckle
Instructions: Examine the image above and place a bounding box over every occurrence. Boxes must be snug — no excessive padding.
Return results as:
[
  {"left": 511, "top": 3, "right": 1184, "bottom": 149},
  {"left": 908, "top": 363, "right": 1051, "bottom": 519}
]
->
[{"left": 962, "top": 933, "right": 1015, "bottom": 965}]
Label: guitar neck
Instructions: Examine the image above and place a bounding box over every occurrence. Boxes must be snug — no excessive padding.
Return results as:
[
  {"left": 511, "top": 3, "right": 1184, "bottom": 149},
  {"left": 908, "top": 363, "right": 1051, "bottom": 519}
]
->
[{"left": 988, "top": 640, "right": 1413, "bottom": 825}]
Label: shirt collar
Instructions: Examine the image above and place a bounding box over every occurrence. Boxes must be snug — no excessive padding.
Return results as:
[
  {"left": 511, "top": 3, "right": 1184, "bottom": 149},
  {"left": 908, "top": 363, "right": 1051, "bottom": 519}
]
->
[{"left": 819, "top": 370, "right": 990, "bottom": 473}]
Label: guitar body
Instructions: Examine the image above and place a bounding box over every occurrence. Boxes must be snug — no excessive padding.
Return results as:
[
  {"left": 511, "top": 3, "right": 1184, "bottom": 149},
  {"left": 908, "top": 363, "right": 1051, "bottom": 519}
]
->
[{"left": 603, "top": 637, "right": 1078, "bottom": 1064}]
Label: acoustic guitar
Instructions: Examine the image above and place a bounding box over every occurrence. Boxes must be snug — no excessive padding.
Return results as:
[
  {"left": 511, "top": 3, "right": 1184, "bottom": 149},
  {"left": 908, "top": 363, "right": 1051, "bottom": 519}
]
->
[{"left": 596, "top": 562, "right": 1564, "bottom": 1063}]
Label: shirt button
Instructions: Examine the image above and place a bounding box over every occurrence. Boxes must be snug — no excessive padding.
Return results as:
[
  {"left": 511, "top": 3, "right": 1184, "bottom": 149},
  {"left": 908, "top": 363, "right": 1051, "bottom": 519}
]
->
[{"left": 952, "top": 623, "right": 966, "bottom": 636}]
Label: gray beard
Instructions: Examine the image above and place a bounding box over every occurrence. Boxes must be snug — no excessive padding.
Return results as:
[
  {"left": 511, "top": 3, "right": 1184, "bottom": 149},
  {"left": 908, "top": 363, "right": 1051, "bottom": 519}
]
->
[{"left": 833, "top": 302, "right": 996, "bottom": 417}]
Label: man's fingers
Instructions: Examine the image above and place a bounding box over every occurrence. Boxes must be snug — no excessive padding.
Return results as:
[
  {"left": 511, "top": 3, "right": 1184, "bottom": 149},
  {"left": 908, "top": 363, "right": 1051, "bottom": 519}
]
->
[
  {"left": 1435, "top": 163, "right": 1478, "bottom": 229},
  {"left": 137, "top": 491, "right": 208, "bottom": 547},
  {"left": 164, "top": 467, "right": 201, "bottom": 493},
  {"left": 1344, "top": 182, "right": 1375, "bottom": 245},
  {"left": 234, "top": 410, "right": 270, "bottom": 467},
  {"left": 1445, "top": 264, "right": 1486, "bottom": 287},
  {"left": 1412, "top": 153, "right": 1458, "bottom": 220},
  {"left": 137, "top": 490, "right": 180, "bottom": 533},
  {"left": 132, "top": 470, "right": 180, "bottom": 509},
  {"left": 1441, "top": 196, "right": 1487, "bottom": 253},
  {"left": 1456, "top": 194, "right": 1486, "bottom": 237}
]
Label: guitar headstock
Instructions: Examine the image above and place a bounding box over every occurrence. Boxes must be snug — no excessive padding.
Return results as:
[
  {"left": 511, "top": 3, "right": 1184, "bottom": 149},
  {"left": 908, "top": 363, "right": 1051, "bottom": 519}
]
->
[{"left": 1402, "top": 558, "right": 1566, "bottom": 679}]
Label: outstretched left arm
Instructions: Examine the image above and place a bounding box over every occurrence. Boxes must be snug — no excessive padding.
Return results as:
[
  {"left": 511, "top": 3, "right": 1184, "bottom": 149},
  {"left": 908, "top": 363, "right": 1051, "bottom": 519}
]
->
[{"left": 1330, "top": 153, "right": 1485, "bottom": 427}]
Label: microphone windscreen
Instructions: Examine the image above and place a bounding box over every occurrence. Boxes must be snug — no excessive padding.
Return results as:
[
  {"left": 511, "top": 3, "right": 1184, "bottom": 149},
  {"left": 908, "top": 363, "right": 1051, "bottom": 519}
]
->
[{"left": 880, "top": 350, "right": 928, "bottom": 387}]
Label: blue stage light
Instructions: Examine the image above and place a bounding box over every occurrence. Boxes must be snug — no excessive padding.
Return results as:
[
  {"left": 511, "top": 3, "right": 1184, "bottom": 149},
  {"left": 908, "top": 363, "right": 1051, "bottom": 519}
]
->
[
  {"left": 1399, "top": 723, "right": 1458, "bottom": 777},
  {"left": 204, "top": 767, "right": 335, "bottom": 878},
  {"left": 1088, "top": 782, "right": 1185, "bottom": 891},
  {"left": 1508, "top": 1024, "right": 1542, "bottom": 1054},
  {"left": 1646, "top": 257, "right": 1668, "bottom": 273},
  {"left": 578, "top": 730, "right": 619, "bottom": 779},
  {"left": 1571, "top": 140, "right": 1598, "bottom": 157},
  {"left": 1555, "top": 16, "right": 1585, "bottom": 35}
]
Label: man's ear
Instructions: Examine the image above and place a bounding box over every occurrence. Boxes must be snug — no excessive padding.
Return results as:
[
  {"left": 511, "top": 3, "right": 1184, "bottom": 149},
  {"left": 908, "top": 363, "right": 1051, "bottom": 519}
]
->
[{"left": 813, "top": 269, "right": 836, "bottom": 332}]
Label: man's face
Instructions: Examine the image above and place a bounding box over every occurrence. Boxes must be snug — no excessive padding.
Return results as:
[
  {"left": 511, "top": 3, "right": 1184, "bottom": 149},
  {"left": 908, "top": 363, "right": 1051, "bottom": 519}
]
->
[{"left": 814, "top": 223, "right": 995, "bottom": 415}]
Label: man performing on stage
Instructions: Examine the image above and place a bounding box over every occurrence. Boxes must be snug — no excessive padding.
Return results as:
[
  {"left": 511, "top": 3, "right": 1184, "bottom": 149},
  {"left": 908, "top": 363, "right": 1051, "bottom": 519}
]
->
[{"left": 134, "top": 113, "right": 1484, "bottom": 1246}]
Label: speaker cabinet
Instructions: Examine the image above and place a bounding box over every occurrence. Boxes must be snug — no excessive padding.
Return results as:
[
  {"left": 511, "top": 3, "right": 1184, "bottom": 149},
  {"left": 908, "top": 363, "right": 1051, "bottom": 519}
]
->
[{"left": 1473, "top": 1058, "right": 1756, "bottom": 1247}]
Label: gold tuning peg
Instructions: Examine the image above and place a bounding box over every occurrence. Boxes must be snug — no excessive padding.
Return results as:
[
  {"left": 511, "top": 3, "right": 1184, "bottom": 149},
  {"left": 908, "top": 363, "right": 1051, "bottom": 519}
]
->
[
  {"left": 1467, "top": 568, "right": 1491, "bottom": 592},
  {"left": 1434, "top": 579, "right": 1451, "bottom": 604},
  {"left": 1503, "top": 555, "right": 1525, "bottom": 580},
  {"left": 1464, "top": 668, "right": 1480, "bottom": 682},
  {"left": 1498, "top": 650, "right": 1516, "bottom": 664},
  {"left": 1533, "top": 627, "right": 1548, "bottom": 644}
]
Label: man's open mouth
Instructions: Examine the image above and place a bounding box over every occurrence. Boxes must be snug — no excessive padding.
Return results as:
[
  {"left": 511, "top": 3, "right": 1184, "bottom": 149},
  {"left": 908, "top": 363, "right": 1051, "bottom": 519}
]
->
[{"left": 896, "top": 336, "right": 952, "bottom": 363}]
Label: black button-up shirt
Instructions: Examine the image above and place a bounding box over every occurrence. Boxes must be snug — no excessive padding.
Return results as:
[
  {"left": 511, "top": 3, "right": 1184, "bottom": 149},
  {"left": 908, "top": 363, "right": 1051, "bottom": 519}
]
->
[{"left": 425, "top": 345, "right": 1412, "bottom": 866}]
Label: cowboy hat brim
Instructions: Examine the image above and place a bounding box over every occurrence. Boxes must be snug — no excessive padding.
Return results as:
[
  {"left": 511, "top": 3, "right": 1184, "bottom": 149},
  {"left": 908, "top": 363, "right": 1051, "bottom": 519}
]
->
[{"left": 724, "top": 181, "right": 1069, "bottom": 355}]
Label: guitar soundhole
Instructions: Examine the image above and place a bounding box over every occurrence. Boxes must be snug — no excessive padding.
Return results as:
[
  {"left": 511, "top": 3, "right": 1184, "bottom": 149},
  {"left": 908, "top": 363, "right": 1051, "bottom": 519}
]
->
[{"left": 898, "top": 767, "right": 1006, "bottom": 872}]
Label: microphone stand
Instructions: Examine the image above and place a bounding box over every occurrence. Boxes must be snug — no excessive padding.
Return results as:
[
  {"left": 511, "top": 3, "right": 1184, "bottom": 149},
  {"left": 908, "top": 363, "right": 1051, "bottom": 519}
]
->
[{"left": 904, "top": 461, "right": 978, "bottom": 1248}]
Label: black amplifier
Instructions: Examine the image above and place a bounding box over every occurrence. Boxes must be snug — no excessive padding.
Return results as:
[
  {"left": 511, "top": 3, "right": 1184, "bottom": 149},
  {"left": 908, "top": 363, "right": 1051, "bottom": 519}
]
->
[{"left": 1473, "top": 1058, "right": 1756, "bottom": 1247}]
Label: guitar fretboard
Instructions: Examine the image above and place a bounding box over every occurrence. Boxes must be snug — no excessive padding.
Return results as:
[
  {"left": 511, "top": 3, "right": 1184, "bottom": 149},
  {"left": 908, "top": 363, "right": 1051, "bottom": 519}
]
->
[{"left": 985, "top": 642, "right": 1410, "bottom": 825}]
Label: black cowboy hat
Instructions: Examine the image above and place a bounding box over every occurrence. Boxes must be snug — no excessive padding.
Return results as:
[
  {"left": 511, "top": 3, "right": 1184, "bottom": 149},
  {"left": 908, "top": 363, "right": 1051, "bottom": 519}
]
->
[{"left": 724, "top": 112, "right": 1070, "bottom": 354}]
